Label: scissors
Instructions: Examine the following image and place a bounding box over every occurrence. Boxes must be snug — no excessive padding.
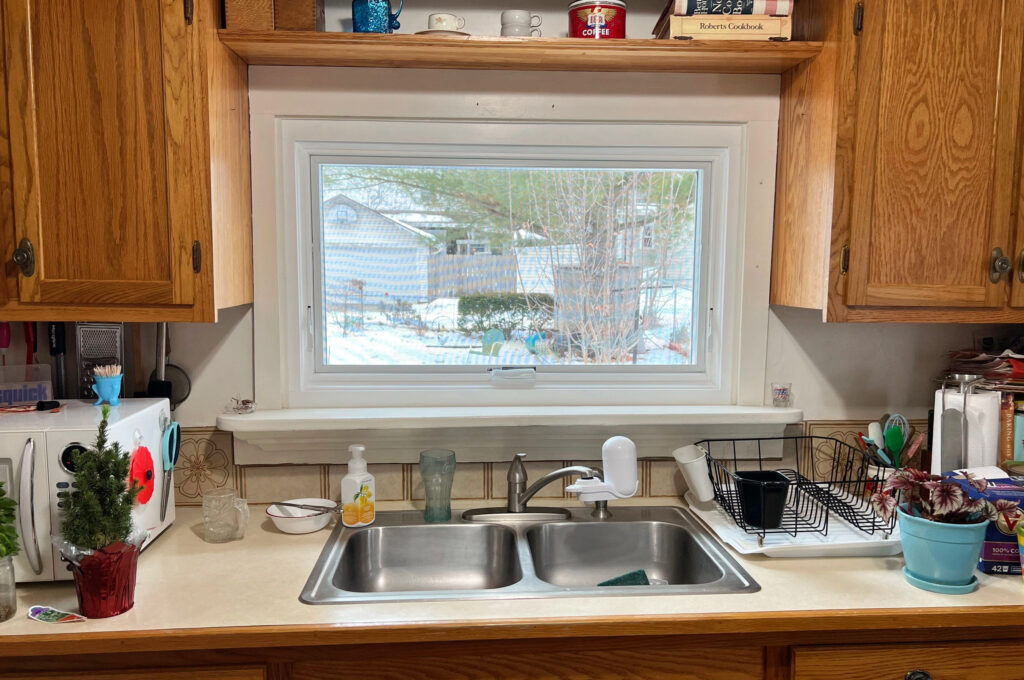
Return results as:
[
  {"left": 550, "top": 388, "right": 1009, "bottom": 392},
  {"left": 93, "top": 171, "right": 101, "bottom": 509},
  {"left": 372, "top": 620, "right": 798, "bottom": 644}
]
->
[{"left": 160, "top": 421, "right": 181, "bottom": 523}]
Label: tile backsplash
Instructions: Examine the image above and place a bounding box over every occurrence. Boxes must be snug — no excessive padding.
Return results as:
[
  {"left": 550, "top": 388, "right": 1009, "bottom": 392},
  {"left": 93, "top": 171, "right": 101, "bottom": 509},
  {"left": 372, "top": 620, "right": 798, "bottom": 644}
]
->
[{"left": 176, "top": 420, "right": 923, "bottom": 506}]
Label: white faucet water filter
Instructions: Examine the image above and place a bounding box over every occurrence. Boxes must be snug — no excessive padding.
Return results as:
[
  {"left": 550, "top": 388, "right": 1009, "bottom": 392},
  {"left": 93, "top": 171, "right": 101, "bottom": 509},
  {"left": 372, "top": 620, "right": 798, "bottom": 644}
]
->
[{"left": 566, "top": 436, "right": 639, "bottom": 501}]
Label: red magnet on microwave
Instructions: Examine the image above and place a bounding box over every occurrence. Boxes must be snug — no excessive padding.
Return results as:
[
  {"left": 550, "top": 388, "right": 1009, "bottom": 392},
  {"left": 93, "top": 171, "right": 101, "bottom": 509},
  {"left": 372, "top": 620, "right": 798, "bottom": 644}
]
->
[{"left": 128, "top": 446, "right": 156, "bottom": 504}]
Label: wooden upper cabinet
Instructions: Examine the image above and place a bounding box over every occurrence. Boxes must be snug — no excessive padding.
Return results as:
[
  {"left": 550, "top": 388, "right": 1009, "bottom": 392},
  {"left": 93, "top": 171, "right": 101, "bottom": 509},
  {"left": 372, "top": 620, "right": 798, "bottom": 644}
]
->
[
  {"left": 0, "top": 0, "right": 252, "bottom": 322},
  {"left": 844, "top": 0, "right": 1024, "bottom": 308},
  {"left": 771, "top": 0, "right": 1024, "bottom": 321}
]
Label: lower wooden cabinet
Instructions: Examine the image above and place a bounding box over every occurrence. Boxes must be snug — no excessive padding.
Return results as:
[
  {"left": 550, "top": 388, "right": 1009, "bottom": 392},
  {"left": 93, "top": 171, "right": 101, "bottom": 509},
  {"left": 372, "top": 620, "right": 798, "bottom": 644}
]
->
[
  {"left": 291, "top": 641, "right": 765, "bottom": 680},
  {"left": 792, "top": 642, "right": 1024, "bottom": 680},
  {"left": 2, "top": 669, "right": 266, "bottom": 680}
]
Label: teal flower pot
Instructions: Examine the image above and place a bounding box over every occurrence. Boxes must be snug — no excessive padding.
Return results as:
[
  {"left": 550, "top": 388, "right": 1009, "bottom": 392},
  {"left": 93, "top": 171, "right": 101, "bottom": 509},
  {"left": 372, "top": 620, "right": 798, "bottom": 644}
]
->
[{"left": 898, "top": 505, "right": 987, "bottom": 593}]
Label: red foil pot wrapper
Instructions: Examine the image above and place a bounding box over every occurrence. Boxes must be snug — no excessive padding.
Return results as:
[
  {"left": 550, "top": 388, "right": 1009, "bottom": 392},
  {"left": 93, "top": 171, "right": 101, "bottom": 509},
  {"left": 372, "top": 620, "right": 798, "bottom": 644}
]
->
[
  {"left": 569, "top": 1, "right": 626, "bottom": 39},
  {"left": 69, "top": 542, "right": 140, "bottom": 618}
]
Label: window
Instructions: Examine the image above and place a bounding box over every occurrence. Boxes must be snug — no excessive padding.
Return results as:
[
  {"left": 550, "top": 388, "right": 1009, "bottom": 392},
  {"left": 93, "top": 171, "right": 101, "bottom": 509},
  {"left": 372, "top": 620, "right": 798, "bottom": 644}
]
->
[
  {"left": 313, "top": 162, "right": 703, "bottom": 370},
  {"left": 255, "top": 108, "right": 773, "bottom": 410}
]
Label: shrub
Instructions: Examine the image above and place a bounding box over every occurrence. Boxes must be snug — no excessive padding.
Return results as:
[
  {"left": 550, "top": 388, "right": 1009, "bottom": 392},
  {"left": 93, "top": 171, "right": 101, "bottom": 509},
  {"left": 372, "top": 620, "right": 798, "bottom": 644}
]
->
[{"left": 458, "top": 293, "right": 554, "bottom": 337}]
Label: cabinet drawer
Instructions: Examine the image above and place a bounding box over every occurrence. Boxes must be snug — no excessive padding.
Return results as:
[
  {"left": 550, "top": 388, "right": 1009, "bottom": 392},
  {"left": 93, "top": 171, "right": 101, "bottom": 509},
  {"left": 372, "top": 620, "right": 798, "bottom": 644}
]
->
[
  {"left": 2, "top": 668, "right": 266, "bottom": 680},
  {"left": 793, "top": 642, "right": 1024, "bottom": 680},
  {"left": 293, "top": 641, "right": 764, "bottom": 680}
]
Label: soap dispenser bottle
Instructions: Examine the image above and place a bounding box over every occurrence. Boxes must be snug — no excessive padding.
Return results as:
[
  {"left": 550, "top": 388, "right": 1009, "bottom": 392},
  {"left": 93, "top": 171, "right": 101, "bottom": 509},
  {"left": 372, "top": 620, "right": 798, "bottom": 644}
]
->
[{"left": 340, "top": 444, "right": 375, "bottom": 527}]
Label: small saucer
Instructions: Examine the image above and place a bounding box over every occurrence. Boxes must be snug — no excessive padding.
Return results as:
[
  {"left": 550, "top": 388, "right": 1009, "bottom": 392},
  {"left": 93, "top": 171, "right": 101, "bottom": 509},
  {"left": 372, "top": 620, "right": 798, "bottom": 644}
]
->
[
  {"left": 415, "top": 29, "right": 471, "bottom": 36},
  {"left": 902, "top": 567, "right": 979, "bottom": 595}
]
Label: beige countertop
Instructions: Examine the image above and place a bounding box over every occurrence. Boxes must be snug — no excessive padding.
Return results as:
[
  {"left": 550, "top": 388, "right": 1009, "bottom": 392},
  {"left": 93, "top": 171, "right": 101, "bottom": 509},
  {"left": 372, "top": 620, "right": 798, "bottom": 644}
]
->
[{"left": 2, "top": 501, "right": 1023, "bottom": 644}]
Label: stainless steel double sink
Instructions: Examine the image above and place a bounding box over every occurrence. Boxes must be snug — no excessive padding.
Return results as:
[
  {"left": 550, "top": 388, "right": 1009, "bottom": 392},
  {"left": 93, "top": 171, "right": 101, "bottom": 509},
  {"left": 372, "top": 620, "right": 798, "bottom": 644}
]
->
[{"left": 300, "top": 506, "right": 759, "bottom": 604}]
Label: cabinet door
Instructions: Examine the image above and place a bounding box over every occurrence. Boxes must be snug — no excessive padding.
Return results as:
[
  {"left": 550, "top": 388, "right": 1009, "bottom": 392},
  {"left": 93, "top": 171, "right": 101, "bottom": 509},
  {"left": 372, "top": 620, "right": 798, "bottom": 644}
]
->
[
  {"left": 2, "top": 668, "right": 266, "bottom": 680},
  {"left": 2, "top": 0, "right": 197, "bottom": 307},
  {"left": 793, "top": 642, "right": 1024, "bottom": 680},
  {"left": 844, "top": 0, "right": 1024, "bottom": 308}
]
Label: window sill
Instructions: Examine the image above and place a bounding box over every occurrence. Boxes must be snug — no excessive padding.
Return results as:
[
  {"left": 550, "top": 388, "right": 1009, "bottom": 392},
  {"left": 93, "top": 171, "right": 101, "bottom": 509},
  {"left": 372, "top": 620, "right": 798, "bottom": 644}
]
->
[
  {"left": 219, "top": 405, "right": 801, "bottom": 432},
  {"left": 219, "top": 406, "right": 804, "bottom": 464}
]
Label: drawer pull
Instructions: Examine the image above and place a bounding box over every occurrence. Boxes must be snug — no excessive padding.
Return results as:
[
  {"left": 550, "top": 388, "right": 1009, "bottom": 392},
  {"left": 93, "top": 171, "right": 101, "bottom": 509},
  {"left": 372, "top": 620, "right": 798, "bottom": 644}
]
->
[{"left": 905, "top": 671, "right": 932, "bottom": 680}]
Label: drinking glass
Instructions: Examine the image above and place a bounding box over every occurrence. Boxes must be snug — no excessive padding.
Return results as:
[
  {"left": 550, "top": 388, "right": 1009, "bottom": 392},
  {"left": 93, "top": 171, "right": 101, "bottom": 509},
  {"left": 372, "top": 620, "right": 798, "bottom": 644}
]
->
[
  {"left": 419, "top": 449, "right": 456, "bottom": 523},
  {"left": 202, "top": 489, "right": 249, "bottom": 543},
  {"left": 771, "top": 382, "right": 792, "bottom": 408}
]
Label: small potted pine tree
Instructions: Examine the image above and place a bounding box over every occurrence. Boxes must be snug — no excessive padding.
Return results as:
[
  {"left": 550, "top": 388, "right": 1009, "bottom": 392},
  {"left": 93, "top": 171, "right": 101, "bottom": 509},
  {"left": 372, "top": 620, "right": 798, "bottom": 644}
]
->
[
  {"left": 57, "top": 407, "right": 143, "bottom": 618},
  {"left": 0, "top": 480, "right": 18, "bottom": 622}
]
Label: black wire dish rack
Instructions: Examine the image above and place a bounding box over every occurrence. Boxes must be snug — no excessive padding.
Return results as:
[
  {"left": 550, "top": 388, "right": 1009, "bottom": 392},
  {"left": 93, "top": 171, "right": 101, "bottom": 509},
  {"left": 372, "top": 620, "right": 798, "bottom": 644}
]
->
[{"left": 694, "top": 436, "right": 898, "bottom": 545}]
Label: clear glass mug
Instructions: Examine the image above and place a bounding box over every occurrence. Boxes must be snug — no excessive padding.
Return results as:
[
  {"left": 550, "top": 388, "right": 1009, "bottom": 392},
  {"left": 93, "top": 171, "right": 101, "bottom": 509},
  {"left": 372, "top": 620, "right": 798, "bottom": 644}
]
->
[
  {"left": 0, "top": 556, "right": 15, "bottom": 622},
  {"left": 420, "top": 449, "right": 456, "bottom": 523},
  {"left": 202, "top": 489, "right": 249, "bottom": 543}
]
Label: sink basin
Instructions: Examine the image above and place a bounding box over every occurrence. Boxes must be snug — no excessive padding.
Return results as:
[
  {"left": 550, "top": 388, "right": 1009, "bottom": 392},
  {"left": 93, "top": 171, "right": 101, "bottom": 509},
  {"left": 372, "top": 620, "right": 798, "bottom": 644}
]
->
[
  {"left": 527, "top": 521, "right": 724, "bottom": 587},
  {"left": 301, "top": 507, "right": 758, "bottom": 604},
  {"left": 335, "top": 524, "right": 522, "bottom": 592}
]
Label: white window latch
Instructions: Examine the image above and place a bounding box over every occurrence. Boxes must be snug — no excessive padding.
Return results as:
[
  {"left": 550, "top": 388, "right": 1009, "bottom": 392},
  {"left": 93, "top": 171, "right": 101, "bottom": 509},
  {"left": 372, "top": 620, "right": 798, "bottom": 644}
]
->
[{"left": 488, "top": 366, "right": 537, "bottom": 389}]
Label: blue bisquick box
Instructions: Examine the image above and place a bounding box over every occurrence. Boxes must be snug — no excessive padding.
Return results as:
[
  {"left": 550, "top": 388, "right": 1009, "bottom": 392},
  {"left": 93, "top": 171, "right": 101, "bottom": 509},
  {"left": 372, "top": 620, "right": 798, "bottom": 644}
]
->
[{"left": 948, "top": 467, "right": 1024, "bottom": 575}]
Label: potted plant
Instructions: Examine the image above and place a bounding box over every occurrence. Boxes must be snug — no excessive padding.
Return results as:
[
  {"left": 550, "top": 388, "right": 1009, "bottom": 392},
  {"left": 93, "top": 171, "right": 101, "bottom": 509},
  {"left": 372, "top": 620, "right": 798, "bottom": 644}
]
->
[
  {"left": 872, "top": 468, "right": 1019, "bottom": 594},
  {"left": 0, "top": 480, "right": 17, "bottom": 622},
  {"left": 56, "top": 406, "right": 143, "bottom": 618}
]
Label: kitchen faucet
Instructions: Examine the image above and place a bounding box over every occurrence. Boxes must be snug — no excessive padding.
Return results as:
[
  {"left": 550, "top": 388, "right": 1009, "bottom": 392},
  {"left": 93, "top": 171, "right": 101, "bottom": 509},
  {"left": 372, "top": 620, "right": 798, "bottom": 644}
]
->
[{"left": 506, "top": 436, "right": 639, "bottom": 519}]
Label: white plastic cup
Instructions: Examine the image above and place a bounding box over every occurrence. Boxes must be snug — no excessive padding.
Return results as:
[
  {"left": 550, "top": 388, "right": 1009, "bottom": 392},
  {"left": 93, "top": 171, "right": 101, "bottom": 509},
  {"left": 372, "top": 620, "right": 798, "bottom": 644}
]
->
[{"left": 673, "top": 445, "right": 715, "bottom": 507}]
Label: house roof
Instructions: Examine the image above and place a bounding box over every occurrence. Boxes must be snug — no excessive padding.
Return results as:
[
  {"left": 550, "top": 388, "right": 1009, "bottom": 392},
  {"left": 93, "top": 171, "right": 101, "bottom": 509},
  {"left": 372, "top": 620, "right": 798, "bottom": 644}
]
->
[{"left": 323, "top": 193, "right": 437, "bottom": 241}]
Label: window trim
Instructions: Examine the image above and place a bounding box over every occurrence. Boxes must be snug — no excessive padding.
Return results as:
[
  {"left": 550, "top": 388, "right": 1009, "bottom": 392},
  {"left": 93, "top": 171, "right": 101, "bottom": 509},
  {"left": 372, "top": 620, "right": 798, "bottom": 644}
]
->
[
  {"left": 274, "top": 118, "right": 746, "bottom": 408},
  {"left": 249, "top": 79, "right": 778, "bottom": 411}
]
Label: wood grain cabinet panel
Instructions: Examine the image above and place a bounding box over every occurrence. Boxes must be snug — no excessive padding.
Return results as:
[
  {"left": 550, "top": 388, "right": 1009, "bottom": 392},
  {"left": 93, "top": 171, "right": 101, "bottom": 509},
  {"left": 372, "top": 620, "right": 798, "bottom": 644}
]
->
[
  {"left": 0, "top": 0, "right": 253, "bottom": 322},
  {"left": 771, "top": 0, "right": 1024, "bottom": 321},
  {"left": 844, "top": 0, "right": 1024, "bottom": 308},
  {"left": 291, "top": 641, "right": 765, "bottom": 680},
  {"left": 2, "top": 668, "right": 266, "bottom": 680},
  {"left": 793, "top": 642, "right": 1024, "bottom": 680}
]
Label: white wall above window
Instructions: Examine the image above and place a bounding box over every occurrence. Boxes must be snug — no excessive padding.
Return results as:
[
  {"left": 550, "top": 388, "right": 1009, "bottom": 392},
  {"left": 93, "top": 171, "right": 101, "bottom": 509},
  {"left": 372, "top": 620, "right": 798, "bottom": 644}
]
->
[{"left": 248, "top": 67, "right": 780, "bottom": 413}]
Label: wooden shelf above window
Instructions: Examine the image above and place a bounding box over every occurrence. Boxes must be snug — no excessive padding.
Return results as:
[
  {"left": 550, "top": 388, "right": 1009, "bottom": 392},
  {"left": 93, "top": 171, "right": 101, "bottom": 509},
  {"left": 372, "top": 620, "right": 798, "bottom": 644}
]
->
[{"left": 218, "top": 31, "right": 822, "bottom": 74}]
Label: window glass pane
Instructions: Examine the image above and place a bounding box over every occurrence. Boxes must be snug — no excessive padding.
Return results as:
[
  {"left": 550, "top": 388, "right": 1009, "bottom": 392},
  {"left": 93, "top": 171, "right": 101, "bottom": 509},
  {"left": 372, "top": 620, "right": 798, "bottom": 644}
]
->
[{"left": 317, "top": 164, "right": 701, "bottom": 368}]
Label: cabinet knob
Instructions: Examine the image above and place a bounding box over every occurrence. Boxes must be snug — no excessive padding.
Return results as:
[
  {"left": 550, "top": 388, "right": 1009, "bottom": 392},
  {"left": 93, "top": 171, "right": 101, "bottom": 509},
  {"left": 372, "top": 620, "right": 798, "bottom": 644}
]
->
[
  {"left": 990, "top": 247, "right": 1012, "bottom": 283},
  {"left": 905, "top": 671, "right": 932, "bottom": 680},
  {"left": 1017, "top": 249, "right": 1024, "bottom": 283},
  {"left": 12, "top": 237, "right": 35, "bottom": 277}
]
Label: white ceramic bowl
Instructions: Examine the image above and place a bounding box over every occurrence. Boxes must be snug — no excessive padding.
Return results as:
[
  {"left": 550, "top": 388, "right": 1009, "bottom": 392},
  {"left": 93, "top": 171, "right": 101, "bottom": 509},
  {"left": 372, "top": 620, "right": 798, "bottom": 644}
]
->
[{"left": 266, "top": 498, "right": 336, "bottom": 534}]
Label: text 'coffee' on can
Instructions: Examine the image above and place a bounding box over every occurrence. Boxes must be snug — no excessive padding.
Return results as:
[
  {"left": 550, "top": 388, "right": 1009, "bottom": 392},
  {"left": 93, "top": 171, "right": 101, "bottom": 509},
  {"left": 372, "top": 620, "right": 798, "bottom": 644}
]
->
[{"left": 568, "top": 0, "right": 626, "bottom": 39}]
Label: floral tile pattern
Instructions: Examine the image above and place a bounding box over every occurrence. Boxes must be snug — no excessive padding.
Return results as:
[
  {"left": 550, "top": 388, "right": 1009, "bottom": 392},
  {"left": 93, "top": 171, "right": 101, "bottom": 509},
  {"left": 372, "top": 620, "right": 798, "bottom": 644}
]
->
[
  {"left": 179, "top": 421, "right": 905, "bottom": 506},
  {"left": 175, "top": 428, "right": 239, "bottom": 506}
]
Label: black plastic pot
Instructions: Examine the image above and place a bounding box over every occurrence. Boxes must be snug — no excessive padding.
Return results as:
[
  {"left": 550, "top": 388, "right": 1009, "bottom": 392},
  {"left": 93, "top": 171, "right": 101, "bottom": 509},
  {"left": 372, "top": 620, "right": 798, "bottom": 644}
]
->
[{"left": 735, "top": 470, "right": 790, "bottom": 529}]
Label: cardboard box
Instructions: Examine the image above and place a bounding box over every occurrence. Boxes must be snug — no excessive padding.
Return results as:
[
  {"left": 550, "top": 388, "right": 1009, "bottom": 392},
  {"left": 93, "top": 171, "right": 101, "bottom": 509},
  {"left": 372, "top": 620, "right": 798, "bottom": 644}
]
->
[{"left": 950, "top": 469, "right": 1024, "bottom": 574}]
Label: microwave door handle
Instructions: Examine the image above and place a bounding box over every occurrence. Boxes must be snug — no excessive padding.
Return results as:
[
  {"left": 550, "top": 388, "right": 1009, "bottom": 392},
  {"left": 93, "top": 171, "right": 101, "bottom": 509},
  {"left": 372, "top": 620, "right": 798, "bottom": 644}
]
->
[{"left": 18, "top": 438, "right": 42, "bottom": 575}]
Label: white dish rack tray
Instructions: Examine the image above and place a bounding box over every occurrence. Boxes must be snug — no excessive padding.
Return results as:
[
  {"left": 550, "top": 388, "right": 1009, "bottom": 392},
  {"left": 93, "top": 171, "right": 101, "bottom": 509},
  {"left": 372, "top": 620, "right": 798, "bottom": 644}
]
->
[
  {"left": 685, "top": 491, "right": 902, "bottom": 558},
  {"left": 689, "top": 436, "right": 903, "bottom": 558}
]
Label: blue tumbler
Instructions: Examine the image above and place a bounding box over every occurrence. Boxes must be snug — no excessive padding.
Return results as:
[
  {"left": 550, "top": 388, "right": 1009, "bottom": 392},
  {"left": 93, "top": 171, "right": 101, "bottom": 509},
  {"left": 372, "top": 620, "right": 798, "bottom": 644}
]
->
[{"left": 352, "top": 0, "right": 403, "bottom": 33}]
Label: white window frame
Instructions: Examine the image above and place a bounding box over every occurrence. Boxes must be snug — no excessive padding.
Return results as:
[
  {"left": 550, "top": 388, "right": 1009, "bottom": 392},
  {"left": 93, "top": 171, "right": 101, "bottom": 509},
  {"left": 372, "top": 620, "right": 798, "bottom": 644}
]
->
[{"left": 248, "top": 71, "right": 777, "bottom": 413}]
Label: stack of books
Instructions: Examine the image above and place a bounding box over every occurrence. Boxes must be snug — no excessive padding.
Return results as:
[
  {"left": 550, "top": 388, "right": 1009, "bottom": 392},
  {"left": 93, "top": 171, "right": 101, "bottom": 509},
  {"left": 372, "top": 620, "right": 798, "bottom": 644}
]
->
[{"left": 653, "top": 0, "right": 794, "bottom": 41}]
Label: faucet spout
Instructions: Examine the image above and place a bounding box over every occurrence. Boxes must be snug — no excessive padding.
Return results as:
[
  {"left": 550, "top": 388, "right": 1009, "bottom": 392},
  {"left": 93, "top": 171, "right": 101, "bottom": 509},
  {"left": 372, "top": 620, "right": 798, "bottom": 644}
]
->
[{"left": 519, "top": 466, "right": 600, "bottom": 509}]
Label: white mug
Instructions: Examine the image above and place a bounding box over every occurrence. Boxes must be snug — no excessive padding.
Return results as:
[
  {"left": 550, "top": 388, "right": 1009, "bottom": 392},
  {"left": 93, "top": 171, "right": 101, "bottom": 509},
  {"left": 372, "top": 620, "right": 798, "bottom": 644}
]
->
[
  {"left": 501, "top": 24, "right": 541, "bottom": 36},
  {"left": 501, "top": 10, "right": 542, "bottom": 28},
  {"left": 428, "top": 12, "right": 465, "bottom": 31}
]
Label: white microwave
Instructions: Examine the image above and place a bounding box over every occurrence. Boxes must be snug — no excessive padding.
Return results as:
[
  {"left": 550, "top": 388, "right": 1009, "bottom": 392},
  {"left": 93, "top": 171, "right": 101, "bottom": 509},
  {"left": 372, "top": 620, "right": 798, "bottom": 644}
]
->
[{"left": 0, "top": 398, "right": 175, "bottom": 582}]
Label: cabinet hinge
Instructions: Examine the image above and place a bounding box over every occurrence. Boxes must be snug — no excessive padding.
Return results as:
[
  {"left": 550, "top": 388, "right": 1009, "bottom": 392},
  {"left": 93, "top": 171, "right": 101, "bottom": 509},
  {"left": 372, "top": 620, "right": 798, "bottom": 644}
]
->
[
  {"left": 840, "top": 244, "right": 850, "bottom": 275},
  {"left": 184, "top": 0, "right": 194, "bottom": 25},
  {"left": 192, "top": 241, "right": 202, "bottom": 273},
  {"left": 12, "top": 237, "right": 35, "bottom": 277},
  {"left": 853, "top": 2, "right": 864, "bottom": 35}
]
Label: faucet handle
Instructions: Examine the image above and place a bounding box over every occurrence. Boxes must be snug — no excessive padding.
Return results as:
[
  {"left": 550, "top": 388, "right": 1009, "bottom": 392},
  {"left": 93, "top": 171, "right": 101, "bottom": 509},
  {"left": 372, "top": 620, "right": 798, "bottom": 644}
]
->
[{"left": 508, "top": 452, "right": 528, "bottom": 484}]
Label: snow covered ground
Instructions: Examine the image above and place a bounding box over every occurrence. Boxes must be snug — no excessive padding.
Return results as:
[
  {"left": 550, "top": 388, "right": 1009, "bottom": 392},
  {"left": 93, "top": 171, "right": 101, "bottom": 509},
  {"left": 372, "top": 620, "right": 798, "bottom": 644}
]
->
[{"left": 323, "top": 289, "right": 694, "bottom": 366}]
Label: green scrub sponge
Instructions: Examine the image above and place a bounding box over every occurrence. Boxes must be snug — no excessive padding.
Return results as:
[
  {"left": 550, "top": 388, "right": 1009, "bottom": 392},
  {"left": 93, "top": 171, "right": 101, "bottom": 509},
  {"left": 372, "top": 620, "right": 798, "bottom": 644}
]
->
[{"left": 598, "top": 569, "right": 651, "bottom": 586}]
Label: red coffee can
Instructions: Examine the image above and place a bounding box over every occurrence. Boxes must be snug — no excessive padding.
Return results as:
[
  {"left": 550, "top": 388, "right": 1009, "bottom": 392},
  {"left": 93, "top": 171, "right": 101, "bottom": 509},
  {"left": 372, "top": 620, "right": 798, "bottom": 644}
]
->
[{"left": 568, "top": 0, "right": 626, "bottom": 39}]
